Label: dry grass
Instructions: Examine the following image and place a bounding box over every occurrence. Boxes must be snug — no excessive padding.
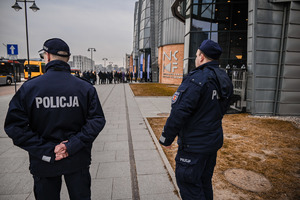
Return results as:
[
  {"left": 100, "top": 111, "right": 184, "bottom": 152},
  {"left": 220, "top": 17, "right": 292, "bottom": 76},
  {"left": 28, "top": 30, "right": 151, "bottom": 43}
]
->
[
  {"left": 129, "top": 83, "right": 178, "bottom": 96},
  {"left": 147, "top": 114, "right": 300, "bottom": 200}
]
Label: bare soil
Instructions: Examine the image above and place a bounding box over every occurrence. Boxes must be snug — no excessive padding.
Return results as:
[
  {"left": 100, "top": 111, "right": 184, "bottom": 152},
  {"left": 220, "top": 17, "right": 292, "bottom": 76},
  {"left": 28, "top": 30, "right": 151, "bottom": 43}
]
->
[
  {"left": 129, "top": 83, "right": 178, "bottom": 96},
  {"left": 147, "top": 114, "right": 300, "bottom": 200}
]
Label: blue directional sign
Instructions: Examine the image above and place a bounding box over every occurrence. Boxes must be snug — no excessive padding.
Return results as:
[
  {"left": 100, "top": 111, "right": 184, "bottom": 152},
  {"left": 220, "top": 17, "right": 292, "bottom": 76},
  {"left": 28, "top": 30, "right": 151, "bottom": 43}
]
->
[{"left": 7, "top": 44, "right": 18, "bottom": 55}]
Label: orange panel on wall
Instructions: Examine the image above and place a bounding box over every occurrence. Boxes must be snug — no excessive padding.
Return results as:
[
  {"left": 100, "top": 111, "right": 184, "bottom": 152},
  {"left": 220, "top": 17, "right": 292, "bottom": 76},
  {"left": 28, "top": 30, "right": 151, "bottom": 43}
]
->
[{"left": 158, "top": 44, "right": 184, "bottom": 85}]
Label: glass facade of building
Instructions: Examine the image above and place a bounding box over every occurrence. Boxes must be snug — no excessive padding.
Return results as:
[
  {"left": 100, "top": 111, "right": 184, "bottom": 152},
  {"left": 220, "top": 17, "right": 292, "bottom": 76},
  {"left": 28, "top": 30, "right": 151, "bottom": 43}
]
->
[
  {"left": 178, "top": 0, "right": 248, "bottom": 74},
  {"left": 172, "top": 0, "right": 300, "bottom": 116},
  {"left": 139, "top": 0, "right": 151, "bottom": 50}
]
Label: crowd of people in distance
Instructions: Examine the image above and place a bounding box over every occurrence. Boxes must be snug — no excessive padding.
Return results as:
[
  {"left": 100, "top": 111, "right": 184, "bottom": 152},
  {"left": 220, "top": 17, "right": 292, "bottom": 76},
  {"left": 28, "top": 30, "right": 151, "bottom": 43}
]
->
[{"left": 77, "top": 70, "right": 150, "bottom": 85}]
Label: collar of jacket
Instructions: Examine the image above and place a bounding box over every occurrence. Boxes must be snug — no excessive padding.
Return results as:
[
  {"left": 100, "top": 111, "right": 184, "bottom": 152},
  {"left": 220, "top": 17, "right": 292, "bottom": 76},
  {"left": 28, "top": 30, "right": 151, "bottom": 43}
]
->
[
  {"left": 192, "top": 60, "right": 219, "bottom": 73},
  {"left": 45, "top": 60, "right": 71, "bottom": 72}
]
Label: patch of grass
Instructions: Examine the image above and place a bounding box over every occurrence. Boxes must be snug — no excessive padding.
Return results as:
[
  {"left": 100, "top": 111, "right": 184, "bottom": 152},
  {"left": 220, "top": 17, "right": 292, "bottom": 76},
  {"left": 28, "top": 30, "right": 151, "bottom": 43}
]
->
[
  {"left": 129, "top": 83, "right": 178, "bottom": 96},
  {"left": 147, "top": 114, "right": 300, "bottom": 199}
]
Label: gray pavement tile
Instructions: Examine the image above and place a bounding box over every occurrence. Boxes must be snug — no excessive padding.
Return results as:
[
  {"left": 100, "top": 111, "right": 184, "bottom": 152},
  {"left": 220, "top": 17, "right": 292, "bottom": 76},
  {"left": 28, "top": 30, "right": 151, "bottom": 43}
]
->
[
  {"left": 26, "top": 192, "right": 36, "bottom": 200},
  {"left": 91, "top": 178, "right": 113, "bottom": 200},
  {"left": 136, "top": 160, "right": 166, "bottom": 175},
  {"left": 112, "top": 177, "right": 132, "bottom": 199},
  {"left": 130, "top": 124, "right": 147, "bottom": 130},
  {"left": 0, "top": 157, "right": 27, "bottom": 173},
  {"left": 140, "top": 192, "right": 179, "bottom": 200},
  {"left": 104, "top": 141, "right": 129, "bottom": 151},
  {"left": 14, "top": 159, "right": 30, "bottom": 173},
  {"left": 134, "top": 150, "right": 161, "bottom": 161},
  {"left": 137, "top": 174, "right": 175, "bottom": 196},
  {"left": 97, "top": 134, "right": 118, "bottom": 142},
  {"left": 0, "top": 194, "right": 30, "bottom": 200},
  {"left": 131, "top": 129, "right": 150, "bottom": 136},
  {"left": 0, "top": 172, "right": 31, "bottom": 195},
  {"left": 118, "top": 124, "right": 127, "bottom": 129},
  {"left": 117, "top": 134, "right": 128, "bottom": 141},
  {"left": 103, "top": 129, "right": 128, "bottom": 135},
  {"left": 97, "top": 161, "right": 130, "bottom": 179},
  {"left": 116, "top": 150, "right": 129, "bottom": 162},
  {"left": 0, "top": 138, "right": 14, "bottom": 155},
  {"left": 92, "top": 150, "right": 116, "bottom": 163},
  {"left": 132, "top": 133, "right": 152, "bottom": 142},
  {"left": 92, "top": 142, "right": 105, "bottom": 152},
  {"left": 90, "top": 162, "right": 99, "bottom": 179},
  {"left": 11, "top": 172, "right": 32, "bottom": 194},
  {"left": 133, "top": 141, "right": 156, "bottom": 150},
  {"left": 0, "top": 146, "right": 28, "bottom": 158}
]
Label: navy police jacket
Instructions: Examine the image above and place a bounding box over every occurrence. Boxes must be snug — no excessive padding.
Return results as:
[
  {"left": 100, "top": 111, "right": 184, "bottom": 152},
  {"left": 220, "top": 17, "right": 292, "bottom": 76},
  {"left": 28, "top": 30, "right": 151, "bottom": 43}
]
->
[
  {"left": 159, "top": 61, "right": 233, "bottom": 153},
  {"left": 4, "top": 60, "right": 106, "bottom": 177}
]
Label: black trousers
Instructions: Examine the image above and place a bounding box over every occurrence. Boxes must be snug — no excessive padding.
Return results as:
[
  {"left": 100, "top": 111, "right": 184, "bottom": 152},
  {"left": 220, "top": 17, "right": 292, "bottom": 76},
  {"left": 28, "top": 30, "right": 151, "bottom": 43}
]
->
[
  {"left": 33, "top": 167, "right": 91, "bottom": 200},
  {"left": 175, "top": 150, "right": 217, "bottom": 200}
]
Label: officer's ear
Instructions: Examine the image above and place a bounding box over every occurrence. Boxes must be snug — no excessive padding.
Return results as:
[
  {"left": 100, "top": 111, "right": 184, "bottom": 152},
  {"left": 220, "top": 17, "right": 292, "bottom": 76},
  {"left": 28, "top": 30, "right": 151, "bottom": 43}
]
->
[
  {"left": 200, "top": 52, "right": 205, "bottom": 62},
  {"left": 46, "top": 52, "right": 52, "bottom": 62}
]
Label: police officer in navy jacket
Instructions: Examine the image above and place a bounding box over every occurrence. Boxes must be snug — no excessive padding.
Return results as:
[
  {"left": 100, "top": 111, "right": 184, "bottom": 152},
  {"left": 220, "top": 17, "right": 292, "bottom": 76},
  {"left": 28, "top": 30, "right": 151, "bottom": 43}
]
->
[
  {"left": 159, "top": 39, "right": 233, "bottom": 200},
  {"left": 4, "top": 38, "right": 106, "bottom": 200}
]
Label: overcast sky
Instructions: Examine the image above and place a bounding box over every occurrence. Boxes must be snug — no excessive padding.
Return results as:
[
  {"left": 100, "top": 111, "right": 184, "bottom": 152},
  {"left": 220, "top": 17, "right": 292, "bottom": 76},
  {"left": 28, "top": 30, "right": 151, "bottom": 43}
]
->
[{"left": 0, "top": 0, "right": 137, "bottom": 67}]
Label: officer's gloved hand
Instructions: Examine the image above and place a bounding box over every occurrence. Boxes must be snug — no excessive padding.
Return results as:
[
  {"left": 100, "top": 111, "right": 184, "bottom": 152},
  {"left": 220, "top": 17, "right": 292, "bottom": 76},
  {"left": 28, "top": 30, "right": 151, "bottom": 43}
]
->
[{"left": 159, "top": 129, "right": 174, "bottom": 147}]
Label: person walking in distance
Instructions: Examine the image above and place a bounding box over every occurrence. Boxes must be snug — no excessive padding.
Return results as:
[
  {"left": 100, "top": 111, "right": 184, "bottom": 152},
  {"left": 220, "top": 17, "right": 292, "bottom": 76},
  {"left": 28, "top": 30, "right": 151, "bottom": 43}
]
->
[
  {"left": 159, "top": 39, "right": 233, "bottom": 200},
  {"left": 4, "top": 38, "right": 106, "bottom": 200}
]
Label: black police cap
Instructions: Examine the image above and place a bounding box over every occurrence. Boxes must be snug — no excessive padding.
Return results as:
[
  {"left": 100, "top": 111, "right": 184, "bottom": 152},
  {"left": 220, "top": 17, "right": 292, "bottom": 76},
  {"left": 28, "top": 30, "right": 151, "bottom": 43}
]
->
[
  {"left": 39, "top": 38, "right": 71, "bottom": 57},
  {"left": 198, "top": 39, "right": 222, "bottom": 60}
]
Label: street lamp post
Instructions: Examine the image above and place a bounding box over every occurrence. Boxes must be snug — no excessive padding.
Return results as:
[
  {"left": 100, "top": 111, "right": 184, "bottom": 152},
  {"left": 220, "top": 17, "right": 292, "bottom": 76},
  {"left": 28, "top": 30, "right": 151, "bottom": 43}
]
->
[
  {"left": 12, "top": 0, "right": 39, "bottom": 79},
  {"left": 88, "top": 48, "right": 96, "bottom": 71}
]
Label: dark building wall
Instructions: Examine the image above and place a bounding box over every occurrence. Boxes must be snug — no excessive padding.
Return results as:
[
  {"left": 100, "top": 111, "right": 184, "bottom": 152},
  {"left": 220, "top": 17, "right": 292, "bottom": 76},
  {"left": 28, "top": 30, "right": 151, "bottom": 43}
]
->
[{"left": 247, "top": 0, "right": 300, "bottom": 115}]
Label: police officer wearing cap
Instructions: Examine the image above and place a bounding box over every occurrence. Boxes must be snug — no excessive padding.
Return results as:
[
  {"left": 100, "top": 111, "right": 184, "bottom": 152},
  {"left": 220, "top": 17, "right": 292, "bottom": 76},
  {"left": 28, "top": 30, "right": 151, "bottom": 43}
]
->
[
  {"left": 4, "top": 38, "right": 106, "bottom": 200},
  {"left": 159, "top": 39, "right": 233, "bottom": 200}
]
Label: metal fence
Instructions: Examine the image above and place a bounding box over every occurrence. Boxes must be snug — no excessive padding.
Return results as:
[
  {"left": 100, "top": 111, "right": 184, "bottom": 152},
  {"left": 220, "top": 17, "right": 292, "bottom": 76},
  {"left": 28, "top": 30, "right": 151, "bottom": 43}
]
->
[{"left": 226, "top": 65, "right": 247, "bottom": 112}]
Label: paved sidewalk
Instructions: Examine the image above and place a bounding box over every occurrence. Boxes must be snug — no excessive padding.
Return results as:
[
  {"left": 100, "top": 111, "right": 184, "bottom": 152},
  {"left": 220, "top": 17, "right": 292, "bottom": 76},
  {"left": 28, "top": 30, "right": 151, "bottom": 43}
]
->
[{"left": 0, "top": 84, "right": 178, "bottom": 200}]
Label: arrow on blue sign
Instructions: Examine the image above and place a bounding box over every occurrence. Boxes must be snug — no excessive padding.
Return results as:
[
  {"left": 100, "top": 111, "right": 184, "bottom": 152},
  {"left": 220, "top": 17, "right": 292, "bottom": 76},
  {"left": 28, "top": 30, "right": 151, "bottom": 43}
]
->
[{"left": 7, "top": 44, "right": 18, "bottom": 55}]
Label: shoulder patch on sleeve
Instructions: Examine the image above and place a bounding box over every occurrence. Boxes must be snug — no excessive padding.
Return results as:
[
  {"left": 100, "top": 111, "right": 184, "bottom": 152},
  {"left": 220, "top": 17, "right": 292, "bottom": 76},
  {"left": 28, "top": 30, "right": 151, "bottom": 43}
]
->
[{"left": 172, "top": 92, "right": 180, "bottom": 104}]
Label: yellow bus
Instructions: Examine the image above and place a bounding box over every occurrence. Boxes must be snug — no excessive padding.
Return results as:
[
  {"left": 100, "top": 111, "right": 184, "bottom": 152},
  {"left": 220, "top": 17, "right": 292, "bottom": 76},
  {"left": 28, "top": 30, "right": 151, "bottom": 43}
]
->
[{"left": 24, "top": 60, "right": 45, "bottom": 79}]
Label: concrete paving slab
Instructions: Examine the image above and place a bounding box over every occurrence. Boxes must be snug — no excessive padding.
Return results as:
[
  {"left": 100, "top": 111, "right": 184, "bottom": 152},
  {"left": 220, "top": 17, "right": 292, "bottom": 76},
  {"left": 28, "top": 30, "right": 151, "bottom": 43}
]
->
[
  {"left": 116, "top": 150, "right": 130, "bottom": 162},
  {"left": 137, "top": 174, "right": 175, "bottom": 195},
  {"left": 90, "top": 163, "right": 99, "bottom": 179},
  {"left": 91, "top": 178, "right": 113, "bottom": 200},
  {"left": 112, "top": 177, "right": 132, "bottom": 199},
  {"left": 97, "top": 161, "right": 131, "bottom": 179},
  {"left": 136, "top": 160, "right": 167, "bottom": 175},
  {"left": 117, "top": 134, "right": 128, "bottom": 141},
  {"left": 97, "top": 134, "right": 118, "bottom": 142},
  {"left": 134, "top": 149, "right": 161, "bottom": 161},
  {"left": 140, "top": 193, "right": 179, "bottom": 200},
  {"left": 132, "top": 133, "right": 152, "bottom": 142},
  {"left": 0, "top": 172, "right": 29, "bottom": 195},
  {"left": 12, "top": 173, "right": 33, "bottom": 194},
  {"left": 131, "top": 129, "right": 150, "bottom": 136},
  {"left": 0, "top": 157, "right": 27, "bottom": 173},
  {"left": 0, "top": 146, "right": 28, "bottom": 158},
  {"left": 92, "top": 150, "right": 116, "bottom": 163},
  {"left": 92, "top": 141, "right": 105, "bottom": 152},
  {"left": 0, "top": 194, "right": 30, "bottom": 200},
  {"left": 133, "top": 141, "right": 156, "bottom": 150},
  {"left": 104, "top": 141, "right": 129, "bottom": 151},
  {"left": 0, "top": 138, "right": 13, "bottom": 155},
  {"left": 135, "top": 97, "right": 171, "bottom": 118}
]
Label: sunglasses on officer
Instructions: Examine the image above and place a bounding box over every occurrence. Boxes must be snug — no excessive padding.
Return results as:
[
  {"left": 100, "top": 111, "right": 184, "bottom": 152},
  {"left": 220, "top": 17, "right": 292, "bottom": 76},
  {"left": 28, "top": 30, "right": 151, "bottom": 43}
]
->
[{"left": 39, "top": 51, "right": 46, "bottom": 59}]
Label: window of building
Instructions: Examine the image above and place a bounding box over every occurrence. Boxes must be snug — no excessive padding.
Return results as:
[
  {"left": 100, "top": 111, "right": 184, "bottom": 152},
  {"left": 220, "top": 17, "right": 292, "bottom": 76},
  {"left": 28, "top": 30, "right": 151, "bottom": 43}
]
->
[{"left": 180, "top": 0, "right": 248, "bottom": 73}]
